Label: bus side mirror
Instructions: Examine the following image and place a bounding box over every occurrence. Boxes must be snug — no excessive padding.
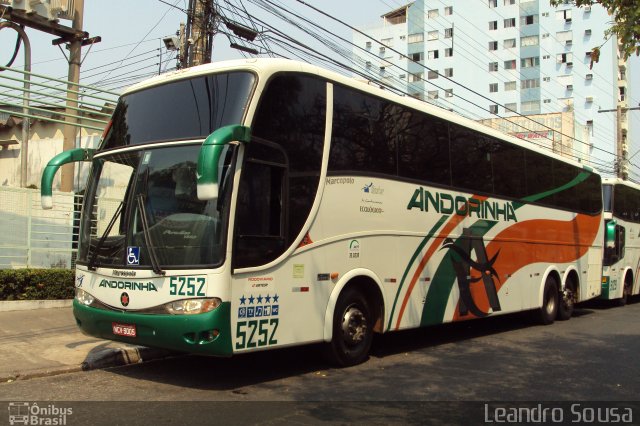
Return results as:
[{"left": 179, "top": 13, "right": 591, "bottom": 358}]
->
[
  {"left": 41, "top": 148, "right": 95, "bottom": 209},
  {"left": 197, "top": 124, "right": 251, "bottom": 201},
  {"left": 605, "top": 220, "right": 617, "bottom": 249}
]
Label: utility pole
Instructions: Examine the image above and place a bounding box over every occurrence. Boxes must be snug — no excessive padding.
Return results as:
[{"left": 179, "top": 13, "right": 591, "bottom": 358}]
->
[
  {"left": 60, "top": 0, "right": 84, "bottom": 192},
  {"left": 598, "top": 104, "right": 639, "bottom": 180},
  {"left": 184, "top": 0, "right": 216, "bottom": 67}
]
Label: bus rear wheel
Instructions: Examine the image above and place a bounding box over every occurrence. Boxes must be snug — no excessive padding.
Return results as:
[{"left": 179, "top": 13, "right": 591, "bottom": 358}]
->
[
  {"left": 617, "top": 278, "right": 632, "bottom": 307},
  {"left": 557, "top": 280, "right": 576, "bottom": 321},
  {"left": 537, "top": 276, "right": 558, "bottom": 325},
  {"left": 325, "top": 287, "right": 373, "bottom": 367}
]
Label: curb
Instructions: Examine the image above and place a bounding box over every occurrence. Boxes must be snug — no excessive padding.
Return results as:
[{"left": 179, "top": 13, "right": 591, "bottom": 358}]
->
[
  {"left": 81, "top": 346, "right": 178, "bottom": 371},
  {"left": 0, "top": 300, "right": 73, "bottom": 312},
  {"left": 0, "top": 346, "right": 177, "bottom": 383}
]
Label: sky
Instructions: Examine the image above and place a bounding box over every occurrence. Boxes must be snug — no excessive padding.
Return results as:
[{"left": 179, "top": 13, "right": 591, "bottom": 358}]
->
[{"left": 0, "top": 0, "right": 393, "bottom": 92}]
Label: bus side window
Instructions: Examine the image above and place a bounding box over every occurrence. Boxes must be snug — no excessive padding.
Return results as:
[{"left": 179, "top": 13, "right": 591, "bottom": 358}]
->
[{"left": 233, "top": 143, "right": 288, "bottom": 269}]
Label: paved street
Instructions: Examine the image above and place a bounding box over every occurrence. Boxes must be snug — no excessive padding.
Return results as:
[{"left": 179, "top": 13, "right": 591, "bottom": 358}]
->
[{"left": 1, "top": 300, "right": 639, "bottom": 424}]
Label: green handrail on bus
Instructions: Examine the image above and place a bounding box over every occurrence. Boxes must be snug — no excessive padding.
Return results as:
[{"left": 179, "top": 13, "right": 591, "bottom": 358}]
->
[
  {"left": 197, "top": 124, "right": 251, "bottom": 200},
  {"left": 605, "top": 219, "right": 617, "bottom": 249},
  {"left": 41, "top": 148, "right": 95, "bottom": 209}
]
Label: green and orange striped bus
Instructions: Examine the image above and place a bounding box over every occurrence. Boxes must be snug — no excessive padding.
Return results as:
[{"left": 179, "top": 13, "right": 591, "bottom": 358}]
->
[{"left": 42, "top": 59, "right": 604, "bottom": 366}]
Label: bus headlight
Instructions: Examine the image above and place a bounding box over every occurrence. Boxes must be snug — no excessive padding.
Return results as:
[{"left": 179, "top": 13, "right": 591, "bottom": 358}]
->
[
  {"left": 165, "top": 298, "right": 222, "bottom": 315},
  {"left": 75, "top": 288, "right": 95, "bottom": 306}
]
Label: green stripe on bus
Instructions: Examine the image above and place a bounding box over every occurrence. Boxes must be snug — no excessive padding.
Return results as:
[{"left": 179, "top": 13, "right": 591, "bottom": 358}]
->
[
  {"left": 517, "top": 171, "right": 591, "bottom": 206},
  {"left": 387, "top": 215, "right": 449, "bottom": 331}
]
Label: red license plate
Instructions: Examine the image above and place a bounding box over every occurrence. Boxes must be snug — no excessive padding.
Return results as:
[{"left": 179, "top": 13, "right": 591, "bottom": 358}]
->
[{"left": 112, "top": 322, "right": 137, "bottom": 338}]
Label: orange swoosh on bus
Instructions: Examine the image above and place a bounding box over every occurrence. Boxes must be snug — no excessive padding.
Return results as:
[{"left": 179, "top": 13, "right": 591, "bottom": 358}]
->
[
  {"left": 394, "top": 195, "right": 489, "bottom": 330},
  {"left": 451, "top": 212, "right": 601, "bottom": 321}
]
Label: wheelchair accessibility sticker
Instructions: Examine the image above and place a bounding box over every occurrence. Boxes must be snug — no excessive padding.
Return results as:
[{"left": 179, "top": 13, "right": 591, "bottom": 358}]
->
[{"left": 127, "top": 247, "right": 140, "bottom": 266}]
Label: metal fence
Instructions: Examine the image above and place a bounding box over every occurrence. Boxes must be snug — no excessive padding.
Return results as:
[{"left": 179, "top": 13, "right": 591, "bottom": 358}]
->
[{"left": 0, "top": 186, "right": 80, "bottom": 269}]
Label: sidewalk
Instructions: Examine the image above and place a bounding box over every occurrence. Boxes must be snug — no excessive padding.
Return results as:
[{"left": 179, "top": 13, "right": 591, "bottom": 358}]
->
[{"left": 0, "top": 304, "right": 174, "bottom": 382}]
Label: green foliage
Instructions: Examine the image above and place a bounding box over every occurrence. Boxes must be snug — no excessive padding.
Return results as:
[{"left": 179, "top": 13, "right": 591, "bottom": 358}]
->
[
  {"left": 550, "top": 1, "right": 640, "bottom": 62},
  {"left": 0, "top": 269, "right": 75, "bottom": 300}
]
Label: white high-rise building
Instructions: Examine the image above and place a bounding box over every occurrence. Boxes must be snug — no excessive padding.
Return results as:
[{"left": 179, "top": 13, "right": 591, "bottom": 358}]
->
[{"left": 353, "top": 0, "right": 638, "bottom": 178}]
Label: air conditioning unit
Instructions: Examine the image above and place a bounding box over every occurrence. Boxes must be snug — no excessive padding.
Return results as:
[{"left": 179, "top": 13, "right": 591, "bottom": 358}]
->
[
  {"left": 565, "top": 17, "right": 572, "bottom": 23},
  {"left": 567, "top": 85, "right": 574, "bottom": 91},
  {"left": 584, "top": 6, "right": 591, "bottom": 12},
  {"left": 586, "top": 74, "right": 593, "bottom": 80},
  {"left": 586, "top": 96, "right": 594, "bottom": 102},
  {"left": 566, "top": 61, "right": 573, "bottom": 67},
  {"left": 585, "top": 29, "right": 592, "bottom": 36},
  {"left": 566, "top": 40, "right": 573, "bottom": 45}
]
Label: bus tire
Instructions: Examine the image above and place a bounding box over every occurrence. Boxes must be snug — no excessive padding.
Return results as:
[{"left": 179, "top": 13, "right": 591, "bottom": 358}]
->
[
  {"left": 617, "top": 276, "right": 632, "bottom": 307},
  {"left": 537, "top": 276, "right": 558, "bottom": 325},
  {"left": 557, "top": 279, "right": 576, "bottom": 321},
  {"left": 325, "top": 287, "right": 373, "bottom": 367}
]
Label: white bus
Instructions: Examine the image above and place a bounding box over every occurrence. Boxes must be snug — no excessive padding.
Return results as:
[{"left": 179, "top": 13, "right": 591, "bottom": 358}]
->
[
  {"left": 42, "top": 59, "right": 604, "bottom": 366},
  {"left": 601, "top": 178, "right": 640, "bottom": 305}
]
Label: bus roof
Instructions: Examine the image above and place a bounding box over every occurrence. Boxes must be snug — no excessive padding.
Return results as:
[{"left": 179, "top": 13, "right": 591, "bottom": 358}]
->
[{"left": 122, "top": 58, "right": 598, "bottom": 174}]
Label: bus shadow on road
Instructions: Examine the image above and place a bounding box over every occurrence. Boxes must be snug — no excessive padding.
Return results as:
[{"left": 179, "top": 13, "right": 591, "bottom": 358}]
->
[{"left": 105, "top": 306, "right": 604, "bottom": 391}]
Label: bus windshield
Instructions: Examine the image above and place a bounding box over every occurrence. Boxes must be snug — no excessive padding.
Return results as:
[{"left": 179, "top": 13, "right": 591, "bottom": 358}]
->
[
  {"left": 76, "top": 71, "right": 255, "bottom": 270},
  {"left": 78, "top": 144, "right": 235, "bottom": 269}
]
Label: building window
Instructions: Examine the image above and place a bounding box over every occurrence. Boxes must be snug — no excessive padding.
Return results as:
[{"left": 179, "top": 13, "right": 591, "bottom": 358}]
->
[
  {"left": 428, "top": 9, "right": 439, "bottom": 18},
  {"left": 489, "top": 83, "right": 498, "bottom": 93},
  {"left": 445, "top": 28, "right": 453, "bottom": 38},
  {"left": 409, "top": 72, "right": 424, "bottom": 82},
  {"left": 489, "top": 41, "right": 498, "bottom": 51},
  {"left": 489, "top": 21, "right": 498, "bottom": 30},
  {"left": 556, "top": 9, "right": 572, "bottom": 21},
  {"left": 543, "top": 99, "right": 551, "bottom": 103},
  {"left": 520, "top": 35, "right": 539, "bottom": 47},
  {"left": 504, "top": 18, "right": 516, "bottom": 28},
  {"left": 381, "top": 37, "right": 393, "bottom": 47},
  {"left": 410, "top": 92, "right": 424, "bottom": 100},
  {"left": 408, "top": 33, "right": 424, "bottom": 43},
  {"left": 521, "top": 56, "right": 540, "bottom": 68},
  {"left": 445, "top": 48, "right": 453, "bottom": 57},
  {"left": 504, "top": 103, "right": 517, "bottom": 113},
  {"left": 365, "top": 61, "right": 371, "bottom": 69},
  {"left": 520, "top": 15, "right": 538, "bottom": 26},
  {"left": 543, "top": 77, "right": 550, "bottom": 82},
  {"left": 428, "top": 90, "right": 439, "bottom": 100},
  {"left": 556, "top": 30, "right": 573, "bottom": 43},
  {"left": 489, "top": 62, "right": 498, "bottom": 71},
  {"left": 428, "top": 30, "right": 439, "bottom": 40},
  {"left": 444, "top": 67, "right": 453, "bottom": 77},
  {"left": 489, "top": 0, "right": 497, "bottom": 8},
  {"left": 504, "top": 38, "right": 516, "bottom": 48},
  {"left": 428, "top": 50, "right": 439, "bottom": 59},
  {"left": 556, "top": 52, "right": 573, "bottom": 63},
  {"left": 521, "top": 100, "right": 540, "bottom": 112},
  {"left": 428, "top": 70, "right": 439, "bottom": 79},
  {"left": 489, "top": 104, "right": 498, "bottom": 114},
  {"left": 504, "top": 0, "right": 515, "bottom": 4},
  {"left": 410, "top": 52, "right": 424, "bottom": 62},
  {"left": 504, "top": 81, "right": 516, "bottom": 91},
  {"left": 521, "top": 78, "right": 540, "bottom": 89},
  {"left": 445, "top": 88, "right": 453, "bottom": 97},
  {"left": 366, "top": 41, "right": 372, "bottom": 49},
  {"left": 504, "top": 59, "right": 516, "bottom": 70},
  {"left": 445, "top": 6, "right": 453, "bottom": 15}
]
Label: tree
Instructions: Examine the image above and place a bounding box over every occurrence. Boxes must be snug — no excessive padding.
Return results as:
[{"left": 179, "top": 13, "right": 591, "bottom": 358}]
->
[{"left": 550, "top": 0, "right": 640, "bottom": 68}]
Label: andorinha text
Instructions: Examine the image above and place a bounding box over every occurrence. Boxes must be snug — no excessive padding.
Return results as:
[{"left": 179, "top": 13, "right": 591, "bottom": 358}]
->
[
  {"left": 407, "top": 187, "right": 517, "bottom": 222},
  {"left": 99, "top": 279, "right": 158, "bottom": 292}
]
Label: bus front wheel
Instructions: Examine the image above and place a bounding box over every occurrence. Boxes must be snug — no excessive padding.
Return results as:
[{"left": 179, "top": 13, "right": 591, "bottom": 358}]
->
[
  {"left": 325, "top": 287, "right": 373, "bottom": 367},
  {"left": 537, "top": 276, "right": 558, "bottom": 325}
]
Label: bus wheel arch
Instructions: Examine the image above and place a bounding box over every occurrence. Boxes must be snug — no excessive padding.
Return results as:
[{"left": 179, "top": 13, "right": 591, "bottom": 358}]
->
[
  {"left": 557, "top": 269, "right": 579, "bottom": 321},
  {"left": 323, "top": 272, "right": 384, "bottom": 367}
]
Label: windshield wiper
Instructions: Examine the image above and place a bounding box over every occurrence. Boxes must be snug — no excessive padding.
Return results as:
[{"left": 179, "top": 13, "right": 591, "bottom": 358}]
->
[
  {"left": 88, "top": 202, "right": 123, "bottom": 271},
  {"left": 136, "top": 194, "right": 165, "bottom": 276}
]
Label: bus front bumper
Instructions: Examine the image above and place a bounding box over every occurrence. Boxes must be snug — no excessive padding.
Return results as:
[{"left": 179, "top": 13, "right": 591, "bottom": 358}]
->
[{"left": 73, "top": 300, "right": 233, "bottom": 356}]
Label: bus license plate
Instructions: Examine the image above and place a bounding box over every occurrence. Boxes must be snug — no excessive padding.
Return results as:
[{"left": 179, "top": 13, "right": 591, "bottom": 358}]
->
[{"left": 112, "top": 322, "right": 137, "bottom": 338}]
